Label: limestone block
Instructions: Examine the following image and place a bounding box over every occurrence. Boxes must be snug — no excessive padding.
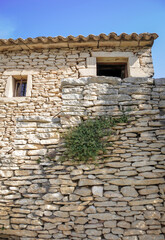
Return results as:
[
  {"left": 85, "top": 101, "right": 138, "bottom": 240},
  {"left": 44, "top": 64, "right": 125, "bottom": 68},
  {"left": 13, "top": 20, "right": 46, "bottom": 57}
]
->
[
  {"left": 109, "top": 178, "right": 164, "bottom": 186},
  {"left": 42, "top": 193, "right": 63, "bottom": 201},
  {"left": 15, "top": 198, "right": 34, "bottom": 205},
  {"left": 159, "top": 100, "right": 165, "bottom": 108},
  {"left": 104, "top": 220, "right": 117, "bottom": 228},
  {"left": 89, "top": 76, "right": 121, "bottom": 85},
  {"left": 89, "top": 213, "right": 124, "bottom": 220},
  {"left": 86, "top": 229, "right": 102, "bottom": 236},
  {"left": 27, "top": 184, "right": 46, "bottom": 194},
  {"left": 60, "top": 186, "right": 75, "bottom": 194},
  {"left": 50, "top": 179, "right": 76, "bottom": 186},
  {"left": 161, "top": 147, "right": 165, "bottom": 154},
  {"left": 78, "top": 179, "right": 102, "bottom": 186},
  {"left": 80, "top": 53, "right": 90, "bottom": 58},
  {"left": 104, "top": 233, "right": 121, "bottom": 240},
  {"left": 86, "top": 57, "right": 96, "bottom": 68},
  {"left": 27, "top": 149, "right": 47, "bottom": 156},
  {"left": 42, "top": 217, "right": 69, "bottom": 223},
  {"left": 0, "top": 170, "right": 13, "bottom": 177},
  {"left": 117, "top": 221, "right": 130, "bottom": 229},
  {"left": 17, "top": 116, "right": 52, "bottom": 123},
  {"left": 139, "top": 235, "right": 164, "bottom": 240},
  {"left": 79, "top": 68, "right": 96, "bottom": 77},
  {"left": 74, "top": 187, "right": 92, "bottom": 196},
  {"left": 4, "top": 180, "right": 31, "bottom": 186},
  {"left": 12, "top": 150, "right": 26, "bottom": 157},
  {"left": 60, "top": 205, "right": 85, "bottom": 211},
  {"left": 58, "top": 224, "right": 72, "bottom": 231},
  {"left": 75, "top": 217, "right": 88, "bottom": 224},
  {"left": 70, "top": 169, "right": 83, "bottom": 175},
  {"left": 131, "top": 220, "right": 147, "bottom": 230},
  {"left": 92, "top": 186, "right": 103, "bottom": 197},
  {"left": 104, "top": 191, "right": 123, "bottom": 198},
  {"left": 54, "top": 211, "right": 69, "bottom": 218},
  {"left": 41, "top": 139, "right": 59, "bottom": 145},
  {"left": 130, "top": 67, "right": 148, "bottom": 77},
  {"left": 0, "top": 229, "right": 37, "bottom": 237},
  {"left": 121, "top": 187, "right": 138, "bottom": 197},
  {"left": 124, "top": 229, "right": 145, "bottom": 236},
  {"left": 106, "top": 162, "right": 130, "bottom": 168},
  {"left": 123, "top": 237, "right": 138, "bottom": 240},
  {"left": 85, "top": 206, "right": 96, "bottom": 214},
  {"left": 61, "top": 77, "right": 88, "bottom": 87},
  {"left": 154, "top": 78, "right": 165, "bottom": 86},
  {"left": 129, "top": 198, "right": 163, "bottom": 206},
  {"left": 62, "top": 93, "right": 83, "bottom": 100},
  {"left": 144, "top": 211, "right": 161, "bottom": 220}
]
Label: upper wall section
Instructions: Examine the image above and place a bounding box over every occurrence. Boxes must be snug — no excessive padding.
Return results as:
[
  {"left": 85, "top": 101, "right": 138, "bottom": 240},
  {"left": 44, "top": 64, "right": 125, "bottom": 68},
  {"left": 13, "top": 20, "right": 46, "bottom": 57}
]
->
[{"left": 0, "top": 32, "right": 158, "bottom": 82}]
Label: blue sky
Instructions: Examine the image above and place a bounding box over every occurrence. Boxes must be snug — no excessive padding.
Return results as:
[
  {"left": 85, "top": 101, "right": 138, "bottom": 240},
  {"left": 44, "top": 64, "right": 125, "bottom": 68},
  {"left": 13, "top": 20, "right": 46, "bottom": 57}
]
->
[{"left": 0, "top": 0, "right": 164, "bottom": 77}]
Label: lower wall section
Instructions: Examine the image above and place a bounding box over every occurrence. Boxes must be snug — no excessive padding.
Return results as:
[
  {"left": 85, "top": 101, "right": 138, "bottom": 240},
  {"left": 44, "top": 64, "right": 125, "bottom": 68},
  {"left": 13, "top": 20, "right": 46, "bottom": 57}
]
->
[
  {"left": 0, "top": 159, "right": 164, "bottom": 240},
  {"left": 0, "top": 77, "right": 165, "bottom": 240}
]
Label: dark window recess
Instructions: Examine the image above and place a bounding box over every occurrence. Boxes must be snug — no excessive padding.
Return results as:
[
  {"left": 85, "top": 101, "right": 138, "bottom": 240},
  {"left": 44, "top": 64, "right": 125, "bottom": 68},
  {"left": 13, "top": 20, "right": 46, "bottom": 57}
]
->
[
  {"left": 97, "top": 63, "right": 127, "bottom": 79},
  {"left": 15, "top": 80, "right": 27, "bottom": 97}
]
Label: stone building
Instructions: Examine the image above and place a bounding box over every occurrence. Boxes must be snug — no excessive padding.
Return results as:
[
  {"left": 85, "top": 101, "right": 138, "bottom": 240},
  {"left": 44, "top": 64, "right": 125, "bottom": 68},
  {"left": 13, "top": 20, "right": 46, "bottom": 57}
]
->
[{"left": 0, "top": 33, "right": 165, "bottom": 240}]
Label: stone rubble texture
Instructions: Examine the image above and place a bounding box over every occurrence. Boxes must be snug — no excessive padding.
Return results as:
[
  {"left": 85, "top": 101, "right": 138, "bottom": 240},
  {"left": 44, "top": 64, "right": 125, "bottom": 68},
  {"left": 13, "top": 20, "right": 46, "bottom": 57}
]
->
[{"left": 0, "top": 36, "right": 164, "bottom": 240}]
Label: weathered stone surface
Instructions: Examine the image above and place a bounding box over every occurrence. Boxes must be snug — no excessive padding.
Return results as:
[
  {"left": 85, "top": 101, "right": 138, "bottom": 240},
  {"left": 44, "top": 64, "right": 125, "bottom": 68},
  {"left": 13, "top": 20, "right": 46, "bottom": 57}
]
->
[
  {"left": 42, "top": 193, "right": 63, "bottom": 201},
  {"left": 117, "top": 221, "right": 131, "bottom": 228},
  {"left": 0, "top": 170, "right": 13, "bottom": 177},
  {"left": 86, "top": 229, "right": 102, "bottom": 236},
  {"left": 109, "top": 178, "right": 164, "bottom": 186},
  {"left": 60, "top": 186, "right": 75, "bottom": 194},
  {"left": 0, "top": 229, "right": 37, "bottom": 237},
  {"left": 27, "top": 149, "right": 47, "bottom": 155},
  {"left": 92, "top": 186, "right": 103, "bottom": 197},
  {"left": 4, "top": 180, "right": 31, "bottom": 186},
  {"left": 138, "top": 186, "right": 159, "bottom": 195},
  {"left": 132, "top": 220, "right": 147, "bottom": 230},
  {"left": 139, "top": 235, "right": 164, "bottom": 240},
  {"left": 42, "top": 217, "right": 69, "bottom": 223},
  {"left": 144, "top": 211, "right": 161, "bottom": 220},
  {"left": 104, "top": 220, "right": 117, "bottom": 228},
  {"left": 15, "top": 199, "right": 34, "bottom": 205},
  {"left": 60, "top": 205, "right": 85, "bottom": 211},
  {"left": 121, "top": 186, "right": 138, "bottom": 197},
  {"left": 124, "top": 229, "right": 145, "bottom": 236},
  {"left": 104, "top": 233, "right": 120, "bottom": 239},
  {"left": 75, "top": 217, "right": 88, "bottom": 224},
  {"left": 49, "top": 179, "right": 76, "bottom": 186},
  {"left": 104, "top": 191, "right": 123, "bottom": 198},
  {"left": 27, "top": 184, "right": 46, "bottom": 193},
  {"left": 129, "top": 198, "right": 163, "bottom": 206},
  {"left": 74, "top": 187, "right": 92, "bottom": 196},
  {"left": 89, "top": 213, "right": 123, "bottom": 220},
  {"left": 78, "top": 179, "right": 102, "bottom": 186},
  {"left": 85, "top": 206, "right": 97, "bottom": 214}
]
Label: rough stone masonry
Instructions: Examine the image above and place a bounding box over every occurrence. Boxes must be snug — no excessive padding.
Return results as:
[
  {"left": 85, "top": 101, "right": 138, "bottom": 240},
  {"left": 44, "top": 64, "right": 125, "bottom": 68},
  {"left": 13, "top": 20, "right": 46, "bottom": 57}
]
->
[{"left": 0, "top": 33, "right": 164, "bottom": 240}]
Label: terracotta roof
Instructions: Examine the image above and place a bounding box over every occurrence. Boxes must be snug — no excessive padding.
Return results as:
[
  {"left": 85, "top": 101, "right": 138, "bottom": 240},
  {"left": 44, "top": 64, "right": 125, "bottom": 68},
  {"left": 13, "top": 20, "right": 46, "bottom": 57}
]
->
[{"left": 0, "top": 33, "right": 158, "bottom": 51}]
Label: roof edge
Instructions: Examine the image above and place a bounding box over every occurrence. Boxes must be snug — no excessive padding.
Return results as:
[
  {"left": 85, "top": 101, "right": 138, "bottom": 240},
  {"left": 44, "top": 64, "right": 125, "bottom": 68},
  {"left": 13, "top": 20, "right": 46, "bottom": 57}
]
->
[{"left": 0, "top": 32, "right": 159, "bottom": 51}]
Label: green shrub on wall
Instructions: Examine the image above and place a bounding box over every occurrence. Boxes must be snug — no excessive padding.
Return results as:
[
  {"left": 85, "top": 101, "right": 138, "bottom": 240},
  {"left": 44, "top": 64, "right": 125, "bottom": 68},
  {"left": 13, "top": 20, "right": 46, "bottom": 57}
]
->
[{"left": 62, "top": 115, "right": 128, "bottom": 163}]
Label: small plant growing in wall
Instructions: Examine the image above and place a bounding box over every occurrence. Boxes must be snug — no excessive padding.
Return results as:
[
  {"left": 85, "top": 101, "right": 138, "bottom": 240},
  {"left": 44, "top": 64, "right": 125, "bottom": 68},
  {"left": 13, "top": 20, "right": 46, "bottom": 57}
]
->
[{"left": 61, "top": 114, "right": 128, "bottom": 163}]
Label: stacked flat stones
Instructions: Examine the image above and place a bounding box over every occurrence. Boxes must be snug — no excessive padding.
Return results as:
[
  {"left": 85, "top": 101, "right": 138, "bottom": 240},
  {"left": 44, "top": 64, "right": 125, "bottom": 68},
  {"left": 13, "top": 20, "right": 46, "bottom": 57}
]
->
[{"left": 0, "top": 75, "right": 164, "bottom": 239}]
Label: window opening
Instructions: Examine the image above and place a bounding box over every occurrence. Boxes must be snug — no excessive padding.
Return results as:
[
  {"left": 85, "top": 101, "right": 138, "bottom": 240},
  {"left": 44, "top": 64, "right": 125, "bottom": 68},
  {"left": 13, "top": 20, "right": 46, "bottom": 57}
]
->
[
  {"left": 96, "top": 57, "right": 128, "bottom": 79},
  {"left": 97, "top": 62, "right": 128, "bottom": 79},
  {"left": 14, "top": 77, "right": 27, "bottom": 97}
]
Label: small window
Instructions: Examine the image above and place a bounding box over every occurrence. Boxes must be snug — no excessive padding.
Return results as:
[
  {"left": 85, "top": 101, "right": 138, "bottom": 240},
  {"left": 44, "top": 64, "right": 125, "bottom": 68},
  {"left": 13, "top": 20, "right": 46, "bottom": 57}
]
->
[
  {"left": 5, "top": 74, "right": 32, "bottom": 98},
  {"left": 14, "top": 77, "right": 27, "bottom": 97},
  {"left": 97, "top": 57, "right": 128, "bottom": 79}
]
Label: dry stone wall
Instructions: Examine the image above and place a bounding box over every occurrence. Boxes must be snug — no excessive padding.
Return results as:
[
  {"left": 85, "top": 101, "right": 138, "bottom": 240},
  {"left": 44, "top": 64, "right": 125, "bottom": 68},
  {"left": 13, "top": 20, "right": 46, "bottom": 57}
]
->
[{"left": 0, "top": 73, "right": 165, "bottom": 239}]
